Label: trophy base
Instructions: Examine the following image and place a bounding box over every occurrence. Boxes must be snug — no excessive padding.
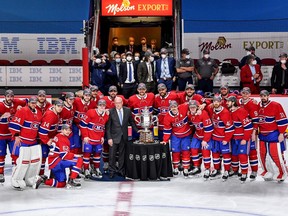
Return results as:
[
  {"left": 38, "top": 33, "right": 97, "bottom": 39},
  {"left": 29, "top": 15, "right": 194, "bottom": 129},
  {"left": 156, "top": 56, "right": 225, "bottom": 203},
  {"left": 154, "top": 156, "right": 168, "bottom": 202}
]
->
[
  {"left": 133, "top": 131, "right": 158, "bottom": 144},
  {"left": 133, "top": 140, "right": 159, "bottom": 145}
]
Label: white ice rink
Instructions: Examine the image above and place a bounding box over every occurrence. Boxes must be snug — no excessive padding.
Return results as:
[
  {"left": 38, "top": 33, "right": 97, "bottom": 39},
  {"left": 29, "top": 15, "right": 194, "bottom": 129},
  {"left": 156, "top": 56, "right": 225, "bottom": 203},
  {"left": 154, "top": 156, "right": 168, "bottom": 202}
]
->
[{"left": 1, "top": 159, "right": 288, "bottom": 216}]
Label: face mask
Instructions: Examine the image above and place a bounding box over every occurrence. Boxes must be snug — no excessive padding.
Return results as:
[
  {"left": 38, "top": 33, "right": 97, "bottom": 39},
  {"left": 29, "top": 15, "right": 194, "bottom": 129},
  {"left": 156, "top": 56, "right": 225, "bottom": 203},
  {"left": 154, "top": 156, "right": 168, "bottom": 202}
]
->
[
  {"left": 95, "top": 59, "right": 101, "bottom": 64},
  {"left": 161, "top": 54, "right": 167, "bottom": 59},
  {"left": 186, "top": 55, "right": 190, "bottom": 59},
  {"left": 252, "top": 60, "right": 257, "bottom": 65},
  {"left": 247, "top": 51, "right": 251, "bottom": 56},
  {"left": 115, "top": 58, "right": 121, "bottom": 63},
  {"left": 126, "top": 56, "right": 132, "bottom": 61},
  {"left": 204, "top": 54, "right": 209, "bottom": 59},
  {"left": 281, "top": 59, "right": 287, "bottom": 64},
  {"left": 134, "top": 56, "right": 140, "bottom": 61},
  {"left": 122, "top": 58, "right": 126, "bottom": 63},
  {"left": 149, "top": 56, "right": 154, "bottom": 62}
]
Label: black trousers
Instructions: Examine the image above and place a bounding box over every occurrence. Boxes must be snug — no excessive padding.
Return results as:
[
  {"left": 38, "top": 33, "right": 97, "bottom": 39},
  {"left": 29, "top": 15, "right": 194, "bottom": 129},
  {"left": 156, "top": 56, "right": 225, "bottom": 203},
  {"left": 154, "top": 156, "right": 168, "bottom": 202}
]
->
[
  {"left": 122, "top": 83, "right": 136, "bottom": 99},
  {"left": 109, "top": 137, "right": 126, "bottom": 175}
]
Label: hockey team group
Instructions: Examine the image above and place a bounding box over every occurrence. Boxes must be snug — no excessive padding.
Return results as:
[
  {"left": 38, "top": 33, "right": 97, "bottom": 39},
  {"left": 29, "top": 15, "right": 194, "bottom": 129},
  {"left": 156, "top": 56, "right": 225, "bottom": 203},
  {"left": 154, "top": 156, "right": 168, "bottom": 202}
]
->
[{"left": 0, "top": 82, "right": 287, "bottom": 190}]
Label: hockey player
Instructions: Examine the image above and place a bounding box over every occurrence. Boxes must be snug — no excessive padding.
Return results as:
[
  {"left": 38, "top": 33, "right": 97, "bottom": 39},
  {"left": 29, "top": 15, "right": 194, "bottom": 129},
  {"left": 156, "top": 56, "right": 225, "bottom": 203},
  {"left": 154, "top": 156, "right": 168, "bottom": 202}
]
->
[
  {"left": 0, "top": 90, "right": 26, "bottom": 183},
  {"left": 36, "top": 90, "right": 52, "bottom": 115},
  {"left": 153, "top": 83, "right": 179, "bottom": 141},
  {"left": 226, "top": 96, "right": 253, "bottom": 183},
  {"left": 160, "top": 101, "right": 191, "bottom": 178},
  {"left": 90, "top": 85, "right": 104, "bottom": 103},
  {"left": 257, "top": 90, "right": 288, "bottom": 181},
  {"left": 9, "top": 96, "right": 42, "bottom": 190},
  {"left": 219, "top": 84, "right": 237, "bottom": 109},
  {"left": 187, "top": 100, "right": 213, "bottom": 179},
  {"left": 58, "top": 92, "right": 75, "bottom": 131},
  {"left": 35, "top": 124, "right": 83, "bottom": 189},
  {"left": 72, "top": 89, "right": 97, "bottom": 154},
  {"left": 238, "top": 87, "right": 259, "bottom": 180},
  {"left": 206, "top": 95, "right": 234, "bottom": 181},
  {"left": 80, "top": 99, "right": 109, "bottom": 179},
  {"left": 38, "top": 99, "right": 64, "bottom": 176},
  {"left": 178, "top": 84, "right": 208, "bottom": 109}
]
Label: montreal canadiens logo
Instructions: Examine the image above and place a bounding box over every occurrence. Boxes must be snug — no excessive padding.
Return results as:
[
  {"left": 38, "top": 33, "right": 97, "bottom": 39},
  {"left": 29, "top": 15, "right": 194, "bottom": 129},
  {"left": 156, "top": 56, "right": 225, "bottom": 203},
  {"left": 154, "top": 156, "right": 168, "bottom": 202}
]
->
[
  {"left": 31, "top": 122, "right": 39, "bottom": 130},
  {"left": 77, "top": 113, "right": 85, "bottom": 119},
  {"left": 92, "top": 124, "right": 104, "bottom": 131}
]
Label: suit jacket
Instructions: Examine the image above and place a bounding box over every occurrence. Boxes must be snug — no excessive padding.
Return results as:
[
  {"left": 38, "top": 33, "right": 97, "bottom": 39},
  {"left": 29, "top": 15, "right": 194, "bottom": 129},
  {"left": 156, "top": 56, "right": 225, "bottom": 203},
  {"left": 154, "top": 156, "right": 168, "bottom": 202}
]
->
[
  {"left": 106, "top": 106, "right": 138, "bottom": 144},
  {"left": 155, "top": 57, "right": 176, "bottom": 80},
  {"left": 271, "top": 62, "right": 288, "bottom": 91},
  {"left": 119, "top": 62, "right": 138, "bottom": 84},
  {"left": 240, "top": 64, "right": 263, "bottom": 94},
  {"left": 137, "top": 61, "right": 155, "bottom": 83}
]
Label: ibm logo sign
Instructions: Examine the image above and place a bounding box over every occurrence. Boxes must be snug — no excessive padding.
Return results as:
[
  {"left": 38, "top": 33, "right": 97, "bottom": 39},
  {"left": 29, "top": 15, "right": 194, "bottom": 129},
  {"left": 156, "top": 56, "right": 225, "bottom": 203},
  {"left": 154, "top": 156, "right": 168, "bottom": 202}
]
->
[{"left": 0, "top": 37, "right": 79, "bottom": 54}]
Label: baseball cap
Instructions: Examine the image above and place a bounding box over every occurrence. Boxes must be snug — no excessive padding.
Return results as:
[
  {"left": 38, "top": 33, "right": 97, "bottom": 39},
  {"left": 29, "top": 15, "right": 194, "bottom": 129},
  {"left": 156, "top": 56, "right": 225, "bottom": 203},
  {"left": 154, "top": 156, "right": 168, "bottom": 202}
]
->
[
  {"left": 90, "top": 85, "right": 99, "bottom": 91},
  {"left": 83, "top": 89, "right": 91, "bottom": 96},
  {"left": 181, "top": 48, "right": 190, "bottom": 55},
  {"left": 54, "top": 99, "right": 64, "bottom": 106},
  {"left": 5, "top": 89, "right": 14, "bottom": 96},
  {"left": 185, "top": 84, "right": 195, "bottom": 90},
  {"left": 203, "top": 49, "right": 210, "bottom": 54},
  {"left": 188, "top": 100, "right": 199, "bottom": 107},
  {"left": 97, "top": 99, "right": 106, "bottom": 106},
  {"left": 65, "top": 92, "right": 75, "bottom": 99},
  {"left": 225, "top": 96, "right": 237, "bottom": 103},
  {"left": 245, "top": 46, "right": 255, "bottom": 51},
  {"left": 260, "top": 90, "right": 269, "bottom": 96},
  {"left": 169, "top": 100, "right": 178, "bottom": 108},
  {"left": 220, "top": 84, "right": 229, "bottom": 90},
  {"left": 279, "top": 52, "right": 288, "bottom": 58},
  {"left": 137, "top": 83, "right": 147, "bottom": 90},
  {"left": 37, "top": 90, "right": 46, "bottom": 96},
  {"left": 160, "top": 48, "right": 168, "bottom": 54},
  {"left": 157, "top": 83, "right": 167, "bottom": 90},
  {"left": 126, "top": 51, "right": 133, "bottom": 56},
  {"left": 213, "top": 95, "right": 222, "bottom": 102},
  {"left": 109, "top": 85, "right": 117, "bottom": 92},
  {"left": 62, "top": 124, "right": 70, "bottom": 130},
  {"left": 29, "top": 96, "right": 37, "bottom": 103},
  {"left": 241, "top": 87, "right": 251, "bottom": 94}
]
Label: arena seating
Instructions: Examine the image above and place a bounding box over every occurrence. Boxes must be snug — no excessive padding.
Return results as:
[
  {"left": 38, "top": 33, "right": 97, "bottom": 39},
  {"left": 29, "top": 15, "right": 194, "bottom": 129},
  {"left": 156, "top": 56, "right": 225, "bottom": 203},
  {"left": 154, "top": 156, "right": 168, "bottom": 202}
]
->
[
  {"left": 31, "top": 60, "right": 48, "bottom": 66},
  {"left": 50, "top": 59, "right": 67, "bottom": 66},
  {"left": 261, "top": 58, "right": 277, "bottom": 66},
  {"left": 223, "top": 58, "right": 240, "bottom": 66},
  {"left": 68, "top": 59, "right": 82, "bottom": 66},
  {"left": 13, "top": 60, "right": 30, "bottom": 66},
  {"left": 0, "top": 60, "right": 11, "bottom": 66}
]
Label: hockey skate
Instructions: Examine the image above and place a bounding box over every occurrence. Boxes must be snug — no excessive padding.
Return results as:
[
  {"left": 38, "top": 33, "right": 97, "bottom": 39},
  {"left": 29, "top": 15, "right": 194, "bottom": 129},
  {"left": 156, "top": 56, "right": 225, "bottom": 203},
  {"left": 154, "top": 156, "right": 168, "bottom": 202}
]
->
[
  {"left": 203, "top": 169, "right": 210, "bottom": 181},
  {"left": 66, "top": 178, "right": 81, "bottom": 189},
  {"left": 261, "top": 171, "right": 273, "bottom": 181},
  {"left": 91, "top": 168, "right": 102, "bottom": 179},
  {"left": 240, "top": 174, "right": 247, "bottom": 184},
  {"left": 84, "top": 169, "right": 91, "bottom": 180},
  {"left": 173, "top": 168, "right": 179, "bottom": 176},
  {"left": 189, "top": 167, "right": 201, "bottom": 178},
  {"left": 33, "top": 175, "right": 44, "bottom": 189},
  {"left": 178, "top": 163, "right": 184, "bottom": 172},
  {"left": 209, "top": 170, "right": 221, "bottom": 180},
  {"left": 183, "top": 169, "right": 189, "bottom": 178},
  {"left": 249, "top": 171, "right": 257, "bottom": 181},
  {"left": 222, "top": 171, "right": 229, "bottom": 182},
  {"left": 103, "top": 162, "right": 109, "bottom": 174},
  {"left": 228, "top": 169, "right": 240, "bottom": 178},
  {"left": 0, "top": 174, "right": 5, "bottom": 184}
]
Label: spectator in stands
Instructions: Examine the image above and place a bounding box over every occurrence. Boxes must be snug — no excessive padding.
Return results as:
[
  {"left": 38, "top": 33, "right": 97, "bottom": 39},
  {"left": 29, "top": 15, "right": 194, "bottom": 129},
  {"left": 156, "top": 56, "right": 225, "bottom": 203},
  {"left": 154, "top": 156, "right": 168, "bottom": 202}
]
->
[
  {"left": 195, "top": 49, "right": 219, "bottom": 93},
  {"left": 271, "top": 52, "right": 288, "bottom": 94},
  {"left": 240, "top": 55, "right": 263, "bottom": 94},
  {"left": 90, "top": 54, "right": 111, "bottom": 94},
  {"left": 176, "top": 48, "right": 194, "bottom": 91},
  {"left": 155, "top": 48, "right": 176, "bottom": 91},
  {"left": 111, "top": 52, "right": 122, "bottom": 92},
  {"left": 239, "top": 46, "right": 261, "bottom": 69}
]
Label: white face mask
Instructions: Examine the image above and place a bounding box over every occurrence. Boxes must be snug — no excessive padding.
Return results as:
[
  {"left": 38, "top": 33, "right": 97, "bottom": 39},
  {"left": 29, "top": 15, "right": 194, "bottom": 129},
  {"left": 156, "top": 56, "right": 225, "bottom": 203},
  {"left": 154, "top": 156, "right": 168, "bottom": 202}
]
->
[
  {"left": 252, "top": 60, "right": 257, "bottom": 65},
  {"left": 115, "top": 58, "right": 121, "bottom": 63},
  {"left": 204, "top": 54, "right": 210, "bottom": 59},
  {"left": 122, "top": 58, "right": 126, "bottom": 63},
  {"left": 95, "top": 59, "right": 102, "bottom": 64},
  {"left": 134, "top": 56, "right": 140, "bottom": 61},
  {"left": 126, "top": 56, "right": 132, "bottom": 61},
  {"left": 161, "top": 54, "right": 167, "bottom": 59},
  {"left": 281, "top": 59, "right": 287, "bottom": 64},
  {"left": 186, "top": 55, "right": 190, "bottom": 59},
  {"left": 247, "top": 51, "right": 251, "bottom": 56},
  {"left": 149, "top": 56, "right": 154, "bottom": 62}
]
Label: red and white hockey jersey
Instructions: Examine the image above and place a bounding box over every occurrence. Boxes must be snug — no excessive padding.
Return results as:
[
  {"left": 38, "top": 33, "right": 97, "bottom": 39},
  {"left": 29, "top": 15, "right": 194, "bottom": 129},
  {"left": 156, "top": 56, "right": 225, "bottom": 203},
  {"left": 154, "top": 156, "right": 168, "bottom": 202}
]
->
[
  {"left": 103, "top": 95, "right": 127, "bottom": 109},
  {"left": 230, "top": 107, "right": 253, "bottom": 140},
  {"left": 177, "top": 92, "right": 207, "bottom": 105},
  {"left": 73, "top": 97, "right": 97, "bottom": 126},
  {"left": 36, "top": 101, "right": 52, "bottom": 115},
  {"left": 238, "top": 98, "right": 259, "bottom": 129}
]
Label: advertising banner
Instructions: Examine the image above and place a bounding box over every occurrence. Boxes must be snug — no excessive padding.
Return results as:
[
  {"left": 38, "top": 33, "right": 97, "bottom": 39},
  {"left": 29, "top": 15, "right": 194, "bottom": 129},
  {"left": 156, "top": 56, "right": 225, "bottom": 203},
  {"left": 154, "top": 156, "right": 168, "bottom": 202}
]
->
[{"left": 101, "top": 0, "right": 173, "bottom": 16}]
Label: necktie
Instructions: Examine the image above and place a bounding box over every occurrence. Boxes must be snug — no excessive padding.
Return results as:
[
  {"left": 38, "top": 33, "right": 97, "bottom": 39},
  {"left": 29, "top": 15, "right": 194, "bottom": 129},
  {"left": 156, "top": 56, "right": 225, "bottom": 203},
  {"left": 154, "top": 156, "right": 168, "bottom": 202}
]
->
[
  {"left": 118, "top": 109, "right": 123, "bottom": 125},
  {"left": 128, "top": 63, "right": 132, "bottom": 82}
]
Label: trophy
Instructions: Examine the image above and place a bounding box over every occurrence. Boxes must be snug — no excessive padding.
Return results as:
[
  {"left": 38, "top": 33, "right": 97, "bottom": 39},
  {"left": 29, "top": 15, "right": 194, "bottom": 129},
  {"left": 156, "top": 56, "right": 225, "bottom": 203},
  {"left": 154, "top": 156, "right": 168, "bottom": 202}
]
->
[{"left": 134, "top": 107, "right": 158, "bottom": 144}]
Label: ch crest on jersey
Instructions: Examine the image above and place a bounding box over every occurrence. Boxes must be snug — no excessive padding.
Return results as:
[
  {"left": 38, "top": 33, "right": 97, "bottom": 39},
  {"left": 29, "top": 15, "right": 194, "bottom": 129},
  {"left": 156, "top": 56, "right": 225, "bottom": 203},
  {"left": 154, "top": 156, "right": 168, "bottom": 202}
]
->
[
  {"left": 77, "top": 113, "right": 85, "bottom": 120},
  {"left": 172, "top": 120, "right": 185, "bottom": 128},
  {"left": 92, "top": 124, "right": 104, "bottom": 132},
  {"left": 159, "top": 106, "right": 169, "bottom": 113},
  {"left": 31, "top": 122, "right": 39, "bottom": 130}
]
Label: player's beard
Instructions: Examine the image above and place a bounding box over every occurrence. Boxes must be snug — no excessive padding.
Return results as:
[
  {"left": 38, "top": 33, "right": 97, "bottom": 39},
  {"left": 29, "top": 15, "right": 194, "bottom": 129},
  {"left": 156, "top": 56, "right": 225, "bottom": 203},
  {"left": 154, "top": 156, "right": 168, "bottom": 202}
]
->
[
  {"left": 261, "top": 98, "right": 268, "bottom": 105},
  {"left": 5, "top": 99, "right": 13, "bottom": 105}
]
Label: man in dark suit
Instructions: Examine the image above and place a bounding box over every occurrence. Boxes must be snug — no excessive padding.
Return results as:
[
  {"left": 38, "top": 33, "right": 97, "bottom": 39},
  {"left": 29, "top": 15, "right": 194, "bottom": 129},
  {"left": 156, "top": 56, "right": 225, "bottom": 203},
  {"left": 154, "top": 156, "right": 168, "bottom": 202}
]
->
[
  {"left": 271, "top": 52, "right": 288, "bottom": 94},
  {"left": 119, "top": 51, "right": 138, "bottom": 99},
  {"left": 155, "top": 48, "right": 176, "bottom": 91},
  {"left": 106, "top": 96, "right": 139, "bottom": 178}
]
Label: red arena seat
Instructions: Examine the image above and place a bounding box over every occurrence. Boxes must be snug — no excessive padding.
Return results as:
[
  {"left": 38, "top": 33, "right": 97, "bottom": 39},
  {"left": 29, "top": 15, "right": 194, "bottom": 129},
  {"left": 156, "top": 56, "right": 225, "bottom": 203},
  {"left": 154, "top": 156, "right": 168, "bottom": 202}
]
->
[
  {"left": 0, "top": 60, "right": 11, "bottom": 66},
  {"left": 261, "top": 58, "right": 277, "bottom": 66},
  {"left": 223, "top": 58, "right": 240, "bottom": 66},
  {"left": 50, "top": 59, "right": 67, "bottom": 66},
  {"left": 13, "top": 60, "right": 30, "bottom": 66},
  {"left": 68, "top": 59, "right": 82, "bottom": 66},
  {"left": 31, "top": 59, "right": 48, "bottom": 66}
]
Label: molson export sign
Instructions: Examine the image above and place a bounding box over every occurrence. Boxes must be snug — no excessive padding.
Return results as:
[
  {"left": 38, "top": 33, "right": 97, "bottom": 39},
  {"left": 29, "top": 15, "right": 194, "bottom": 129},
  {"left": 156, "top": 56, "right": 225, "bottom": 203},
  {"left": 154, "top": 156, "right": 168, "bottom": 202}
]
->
[{"left": 101, "top": 0, "right": 173, "bottom": 16}]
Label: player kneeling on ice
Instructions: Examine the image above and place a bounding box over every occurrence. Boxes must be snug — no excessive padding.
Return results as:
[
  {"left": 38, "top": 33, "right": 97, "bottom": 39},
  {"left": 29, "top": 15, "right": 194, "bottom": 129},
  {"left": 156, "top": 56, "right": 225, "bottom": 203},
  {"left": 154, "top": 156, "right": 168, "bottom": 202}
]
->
[
  {"left": 160, "top": 100, "right": 192, "bottom": 178},
  {"left": 34, "top": 124, "right": 83, "bottom": 189}
]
